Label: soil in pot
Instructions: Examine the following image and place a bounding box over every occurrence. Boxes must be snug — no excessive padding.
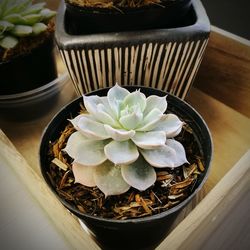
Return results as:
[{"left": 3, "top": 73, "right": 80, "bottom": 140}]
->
[
  {"left": 0, "top": 21, "right": 57, "bottom": 95},
  {"left": 64, "top": 0, "right": 193, "bottom": 34},
  {"left": 40, "top": 86, "right": 212, "bottom": 250}
]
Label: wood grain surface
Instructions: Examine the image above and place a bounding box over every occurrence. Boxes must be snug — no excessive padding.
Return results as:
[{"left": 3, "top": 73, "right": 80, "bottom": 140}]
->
[
  {"left": 159, "top": 150, "right": 250, "bottom": 250},
  {"left": 194, "top": 28, "right": 250, "bottom": 118},
  {"left": 1, "top": 25, "right": 250, "bottom": 249}
]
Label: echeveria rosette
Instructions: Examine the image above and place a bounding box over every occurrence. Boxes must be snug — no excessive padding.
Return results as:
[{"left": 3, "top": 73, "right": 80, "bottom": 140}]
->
[{"left": 64, "top": 84, "right": 188, "bottom": 196}]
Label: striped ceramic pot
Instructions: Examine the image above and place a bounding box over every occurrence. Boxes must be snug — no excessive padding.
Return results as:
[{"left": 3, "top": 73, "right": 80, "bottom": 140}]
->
[{"left": 56, "top": 0, "right": 210, "bottom": 99}]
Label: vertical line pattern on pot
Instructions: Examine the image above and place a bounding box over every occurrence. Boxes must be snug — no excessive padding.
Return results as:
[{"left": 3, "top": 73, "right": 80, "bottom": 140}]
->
[{"left": 59, "top": 38, "right": 208, "bottom": 98}]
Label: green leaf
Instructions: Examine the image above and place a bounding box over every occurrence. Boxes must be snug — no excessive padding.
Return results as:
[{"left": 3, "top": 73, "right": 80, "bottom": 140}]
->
[
  {"left": 72, "top": 163, "right": 96, "bottom": 187},
  {"left": 32, "top": 22, "right": 47, "bottom": 35},
  {"left": 77, "top": 115, "right": 110, "bottom": 140},
  {"left": 144, "top": 95, "right": 168, "bottom": 116},
  {"left": 119, "top": 105, "right": 143, "bottom": 130},
  {"left": 165, "top": 139, "right": 188, "bottom": 167},
  {"left": 104, "top": 124, "right": 135, "bottom": 141},
  {"left": 63, "top": 131, "right": 89, "bottom": 159},
  {"left": 3, "top": 14, "right": 25, "bottom": 24},
  {"left": 0, "top": 35, "right": 18, "bottom": 49},
  {"left": 10, "top": 24, "right": 32, "bottom": 37},
  {"left": 107, "top": 84, "right": 130, "bottom": 117},
  {"left": 0, "top": 0, "right": 11, "bottom": 18},
  {"left": 121, "top": 156, "right": 156, "bottom": 191},
  {"left": 40, "top": 8, "right": 56, "bottom": 20},
  {"left": 131, "top": 131, "right": 166, "bottom": 149},
  {"left": 104, "top": 140, "right": 139, "bottom": 165},
  {"left": 23, "top": 14, "right": 42, "bottom": 25},
  {"left": 122, "top": 90, "right": 147, "bottom": 113},
  {"left": 94, "top": 161, "right": 130, "bottom": 196},
  {"left": 140, "top": 145, "right": 176, "bottom": 168},
  {"left": 21, "top": 2, "right": 45, "bottom": 16},
  {"left": 3, "top": 0, "right": 31, "bottom": 16},
  {"left": 0, "top": 20, "right": 14, "bottom": 32}
]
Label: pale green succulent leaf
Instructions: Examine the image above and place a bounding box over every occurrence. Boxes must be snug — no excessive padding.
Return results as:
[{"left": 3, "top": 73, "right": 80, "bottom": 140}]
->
[
  {"left": 107, "top": 83, "right": 130, "bottom": 117},
  {"left": 69, "top": 114, "right": 89, "bottom": 130},
  {"left": 0, "top": 35, "right": 18, "bottom": 49},
  {"left": 83, "top": 95, "right": 104, "bottom": 115},
  {"left": 104, "top": 124, "right": 135, "bottom": 141},
  {"left": 104, "top": 140, "right": 139, "bottom": 165},
  {"left": 94, "top": 161, "right": 130, "bottom": 196},
  {"left": 122, "top": 90, "right": 147, "bottom": 113},
  {"left": 153, "top": 113, "right": 183, "bottom": 138},
  {"left": 144, "top": 95, "right": 168, "bottom": 115},
  {"left": 0, "top": 20, "right": 14, "bottom": 32},
  {"left": 140, "top": 144, "right": 177, "bottom": 168},
  {"left": 77, "top": 116, "right": 110, "bottom": 140},
  {"left": 121, "top": 156, "right": 156, "bottom": 191},
  {"left": 72, "top": 163, "right": 96, "bottom": 187},
  {"left": 136, "top": 108, "right": 164, "bottom": 131},
  {"left": 166, "top": 139, "right": 188, "bottom": 167},
  {"left": 96, "top": 103, "right": 119, "bottom": 127},
  {"left": 40, "top": 8, "right": 56, "bottom": 20},
  {"left": 32, "top": 22, "right": 47, "bottom": 35},
  {"left": 22, "top": 14, "right": 42, "bottom": 25},
  {"left": 63, "top": 131, "right": 89, "bottom": 159},
  {"left": 74, "top": 140, "right": 107, "bottom": 167},
  {"left": 10, "top": 24, "right": 32, "bottom": 37},
  {"left": 21, "top": 2, "right": 46, "bottom": 16},
  {"left": 3, "top": 14, "right": 25, "bottom": 24},
  {"left": 131, "top": 131, "right": 166, "bottom": 149},
  {"left": 119, "top": 106, "right": 143, "bottom": 130},
  {"left": 3, "top": 0, "right": 31, "bottom": 16}
]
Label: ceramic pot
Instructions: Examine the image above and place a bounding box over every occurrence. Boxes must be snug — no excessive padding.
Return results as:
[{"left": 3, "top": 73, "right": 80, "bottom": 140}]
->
[
  {"left": 65, "top": 0, "right": 192, "bottom": 34},
  {"left": 55, "top": 0, "right": 210, "bottom": 99},
  {"left": 39, "top": 86, "right": 213, "bottom": 250}
]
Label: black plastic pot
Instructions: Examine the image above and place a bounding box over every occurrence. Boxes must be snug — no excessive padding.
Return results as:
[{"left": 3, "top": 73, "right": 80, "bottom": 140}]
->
[
  {"left": 0, "top": 73, "right": 69, "bottom": 122},
  {"left": 39, "top": 86, "right": 212, "bottom": 250},
  {"left": 65, "top": 0, "right": 192, "bottom": 34},
  {"left": 0, "top": 34, "right": 57, "bottom": 95}
]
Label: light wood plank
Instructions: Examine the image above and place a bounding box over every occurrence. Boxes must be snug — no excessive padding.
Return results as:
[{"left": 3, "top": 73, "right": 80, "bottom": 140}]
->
[
  {"left": 0, "top": 129, "right": 99, "bottom": 250},
  {"left": 158, "top": 149, "right": 250, "bottom": 250},
  {"left": 194, "top": 28, "right": 250, "bottom": 118},
  {"left": 187, "top": 88, "right": 250, "bottom": 188}
]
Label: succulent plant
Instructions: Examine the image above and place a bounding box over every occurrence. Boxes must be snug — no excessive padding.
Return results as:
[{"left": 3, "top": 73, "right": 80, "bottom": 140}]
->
[
  {"left": 64, "top": 85, "right": 188, "bottom": 196},
  {"left": 0, "top": 0, "right": 56, "bottom": 49}
]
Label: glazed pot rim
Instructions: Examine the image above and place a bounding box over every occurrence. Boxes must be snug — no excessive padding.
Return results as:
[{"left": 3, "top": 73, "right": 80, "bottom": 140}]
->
[{"left": 39, "top": 85, "right": 213, "bottom": 224}]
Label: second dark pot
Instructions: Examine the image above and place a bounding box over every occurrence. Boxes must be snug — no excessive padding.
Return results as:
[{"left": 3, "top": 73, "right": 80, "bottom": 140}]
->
[
  {"left": 39, "top": 86, "right": 212, "bottom": 250},
  {"left": 65, "top": 0, "right": 192, "bottom": 34}
]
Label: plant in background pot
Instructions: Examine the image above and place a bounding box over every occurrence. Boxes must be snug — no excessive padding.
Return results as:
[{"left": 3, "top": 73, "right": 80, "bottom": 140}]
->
[
  {"left": 40, "top": 85, "right": 212, "bottom": 250},
  {"left": 0, "top": 0, "right": 66, "bottom": 121},
  {"left": 65, "top": 0, "right": 192, "bottom": 34},
  {"left": 0, "top": 0, "right": 57, "bottom": 94},
  {"left": 56, "top": 0, "right": 210, "bottom": 99}
]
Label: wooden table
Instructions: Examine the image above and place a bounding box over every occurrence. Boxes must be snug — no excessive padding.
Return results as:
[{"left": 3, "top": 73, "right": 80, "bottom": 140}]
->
[{"left": 0, "top": 28, "right": 250, "bottom": 249}]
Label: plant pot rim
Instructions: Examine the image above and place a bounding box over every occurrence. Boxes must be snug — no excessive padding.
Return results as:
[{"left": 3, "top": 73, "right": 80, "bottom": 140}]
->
[
  {"left": 0, "top": 73, "right": 68, "bottom": 103},
  {"left": 56, "top": 0, "right": 210, "bottom": 47},
  {"left": 39, "top": 85, "right": 213, "bottom": 225},
  {"left": 65, "top": 0, "right": 191, "bottom": 13}
]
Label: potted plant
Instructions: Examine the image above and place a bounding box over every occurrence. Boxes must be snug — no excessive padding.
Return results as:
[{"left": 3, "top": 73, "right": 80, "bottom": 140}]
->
[
  {"left": 0, "top": 0, "right": 65, "bottom": 121},
  {"left": 55, "top": 0, "right": 210, "bottom": 99},
  {"left": 40, "top": 85, "right": 212, "bottom": 250},
  {"left": 64, "top": 0, "right": 192, "bottom": 34}
]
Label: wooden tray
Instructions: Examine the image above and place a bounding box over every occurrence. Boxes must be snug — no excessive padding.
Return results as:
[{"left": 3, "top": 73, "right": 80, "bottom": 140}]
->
[{"left": 0, "top": 27, "right": 250, "bottom": 249}]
